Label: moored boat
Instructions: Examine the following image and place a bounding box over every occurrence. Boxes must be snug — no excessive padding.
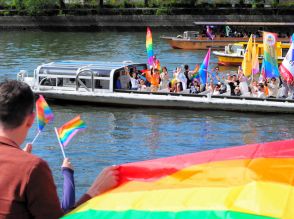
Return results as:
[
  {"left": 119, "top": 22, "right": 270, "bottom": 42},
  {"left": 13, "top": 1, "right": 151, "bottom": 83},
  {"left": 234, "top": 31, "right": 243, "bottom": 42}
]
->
[
  {"left": 213, "top": 42, "right": 290, "bottom": 66},
  {"left": 17, "top": 60, "right": 294, "bottom": 114},
  {"left": 161, "top": 31, "right": 290, "bottom": 50}
]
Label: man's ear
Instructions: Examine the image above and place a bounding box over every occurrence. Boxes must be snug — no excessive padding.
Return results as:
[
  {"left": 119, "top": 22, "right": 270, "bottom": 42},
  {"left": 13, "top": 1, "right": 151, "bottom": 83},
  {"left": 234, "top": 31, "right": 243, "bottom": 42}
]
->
[{"left": 26, "top": 112, "right": 35, "bottom": 128}]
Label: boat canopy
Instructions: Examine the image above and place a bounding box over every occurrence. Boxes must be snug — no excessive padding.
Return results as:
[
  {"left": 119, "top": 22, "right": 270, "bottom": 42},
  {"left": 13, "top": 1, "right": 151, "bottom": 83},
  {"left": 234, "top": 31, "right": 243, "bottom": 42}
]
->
[{"left": 37, "top": 60, "right": 139, "bottom": 77}]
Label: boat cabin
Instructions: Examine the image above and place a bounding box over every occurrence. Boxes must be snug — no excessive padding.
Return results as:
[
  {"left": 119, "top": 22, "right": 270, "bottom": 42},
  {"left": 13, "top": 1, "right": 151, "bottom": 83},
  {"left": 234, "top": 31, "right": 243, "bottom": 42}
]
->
[
  {"left": 224, "top": 42, "right": 290, "bottom": 57},
  {"left": 177, "top": 31, "right": 199, "bottom": 39},
  {"left": 17, "top": 60, "right": 147, "bottom": 93}
]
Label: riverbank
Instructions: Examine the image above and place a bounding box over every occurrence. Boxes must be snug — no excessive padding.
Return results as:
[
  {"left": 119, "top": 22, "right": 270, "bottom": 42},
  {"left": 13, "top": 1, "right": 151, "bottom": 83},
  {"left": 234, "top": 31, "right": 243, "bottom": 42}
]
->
[{"left": 1, "top": 14, "right": 294, "bottom": 31}]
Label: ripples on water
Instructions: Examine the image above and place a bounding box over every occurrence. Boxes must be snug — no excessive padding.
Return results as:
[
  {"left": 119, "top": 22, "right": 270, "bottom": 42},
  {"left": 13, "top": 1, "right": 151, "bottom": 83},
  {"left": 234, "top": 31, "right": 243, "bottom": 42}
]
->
[{"left": 1, "top": 30, "right": 294, "bottom": 198}]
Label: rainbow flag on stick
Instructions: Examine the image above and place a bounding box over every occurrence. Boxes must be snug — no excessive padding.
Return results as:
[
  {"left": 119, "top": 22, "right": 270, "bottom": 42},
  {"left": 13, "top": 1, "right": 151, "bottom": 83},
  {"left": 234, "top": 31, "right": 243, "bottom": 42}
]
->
[
  {"left": 55, "top": 115, "right": 86, "bottom": 158},
  {"left": 199, "top": 48, "right": 211, "bottom": 84},
  {"left": 146, "top": 27, "right": 154, "bottom": 66},
  {"left": 64, "top": 139, "right": 294, "bottom": 219},
  {"left": 279, "top": 34, "right": 294, "bottom": 84},
  {"left": 263, "top": 32, "right": 279, "bottom": 78},
  {"left": 31, "top": 95, "right": 54, "bottom": 144}
]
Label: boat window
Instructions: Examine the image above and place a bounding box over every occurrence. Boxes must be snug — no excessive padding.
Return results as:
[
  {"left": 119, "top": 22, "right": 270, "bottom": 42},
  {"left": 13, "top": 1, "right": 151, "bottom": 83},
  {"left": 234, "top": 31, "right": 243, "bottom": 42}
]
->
[{"left": 95, "top": 79, "right": 109, "bottom": 89}]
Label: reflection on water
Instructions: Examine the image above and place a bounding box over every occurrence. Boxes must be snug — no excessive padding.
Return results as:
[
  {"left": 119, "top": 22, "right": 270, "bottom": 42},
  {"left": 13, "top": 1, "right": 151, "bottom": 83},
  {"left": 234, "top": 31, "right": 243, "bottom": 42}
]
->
[{"left": 1, "top": 31, "right": 294, "bottom": 199}]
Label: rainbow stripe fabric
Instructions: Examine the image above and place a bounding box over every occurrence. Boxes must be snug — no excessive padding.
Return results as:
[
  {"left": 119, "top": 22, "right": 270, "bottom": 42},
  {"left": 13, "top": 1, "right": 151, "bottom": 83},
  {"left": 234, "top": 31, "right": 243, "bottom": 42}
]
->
[
  {"left": 63, "top": 139, "right": 294, "bottom": 219},
  {"left": 146, "top": 27, "right": 154, "bottom": 66},
  {"left": 36, "top": 95, "right": 54, "bottom": 131},
  {"left": 57, "top": 116, "right": 86, "bottom": 147},
  {"left": 263, "top": 32, "right": 279, "bottom": 78},
  {"left": 199, "top": 48, "right": 211, "bottom": 84},
  {"left": 279, "top": 35, "right": 294, "bottom": 84}
]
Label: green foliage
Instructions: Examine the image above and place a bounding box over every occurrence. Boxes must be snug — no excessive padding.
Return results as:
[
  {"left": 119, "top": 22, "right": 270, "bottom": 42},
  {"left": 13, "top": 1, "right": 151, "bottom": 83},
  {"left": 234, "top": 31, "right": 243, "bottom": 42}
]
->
[
  {"left": 155, "top": 7, "right": 170, "bottom": 15},
  {"left": 23, "top": 0, "right": 58, "bottom": 15}
]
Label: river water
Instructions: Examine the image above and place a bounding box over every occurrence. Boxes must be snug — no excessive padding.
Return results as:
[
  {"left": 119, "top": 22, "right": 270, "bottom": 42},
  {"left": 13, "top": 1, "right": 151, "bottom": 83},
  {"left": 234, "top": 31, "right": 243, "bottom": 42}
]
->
[{"left": 1, "top": 30, "right": 294, "bottom": 199}]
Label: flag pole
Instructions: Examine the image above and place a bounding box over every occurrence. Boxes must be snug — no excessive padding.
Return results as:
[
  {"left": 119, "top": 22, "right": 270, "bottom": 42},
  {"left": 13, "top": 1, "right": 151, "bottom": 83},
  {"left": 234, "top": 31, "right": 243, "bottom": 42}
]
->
[
  {"left": 31, "top": 130, "right": 41, "bottom": 145},
  {"left": 54, "top": 127, "right": 66, "bottom": 159}
]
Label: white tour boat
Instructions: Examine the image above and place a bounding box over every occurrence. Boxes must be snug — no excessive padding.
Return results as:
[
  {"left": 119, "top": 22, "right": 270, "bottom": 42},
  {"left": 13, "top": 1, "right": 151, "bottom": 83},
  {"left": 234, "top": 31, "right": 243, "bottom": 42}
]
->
[{"left": 17, "top": 60, "right": 294, "bottom": 113}]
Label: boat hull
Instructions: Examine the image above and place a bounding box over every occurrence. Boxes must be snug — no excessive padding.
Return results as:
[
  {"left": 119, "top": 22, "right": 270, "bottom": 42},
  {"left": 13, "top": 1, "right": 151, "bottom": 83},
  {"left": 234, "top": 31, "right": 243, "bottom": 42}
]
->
[
  {"left": 214, "top": 53, "right": 284, "bottom": 66},
  {"left": 34, "top": 89, "right": 294, "bottom": 114},
  {"left": 161, "top": 37, "right": 289, "bottom": 50}
]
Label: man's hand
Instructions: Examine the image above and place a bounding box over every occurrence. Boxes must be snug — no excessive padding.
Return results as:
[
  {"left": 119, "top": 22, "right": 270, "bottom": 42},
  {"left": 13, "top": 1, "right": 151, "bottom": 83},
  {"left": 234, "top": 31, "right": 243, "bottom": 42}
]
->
[
  {"left": 62, "top": 158, "right": 73, "bottom": 170},
  {"left": 87, "top": 166, "right": 119, "bottom": 197},
  {"left": 23, "top": 143, "right": 32, "bottom": 153}
]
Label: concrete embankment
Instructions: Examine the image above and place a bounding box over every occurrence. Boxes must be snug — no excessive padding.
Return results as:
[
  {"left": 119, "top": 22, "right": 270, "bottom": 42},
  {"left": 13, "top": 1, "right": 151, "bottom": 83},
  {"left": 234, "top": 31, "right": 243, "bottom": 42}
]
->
[{"left": 0, "top": 15, "right": 294, "bottom": 31}]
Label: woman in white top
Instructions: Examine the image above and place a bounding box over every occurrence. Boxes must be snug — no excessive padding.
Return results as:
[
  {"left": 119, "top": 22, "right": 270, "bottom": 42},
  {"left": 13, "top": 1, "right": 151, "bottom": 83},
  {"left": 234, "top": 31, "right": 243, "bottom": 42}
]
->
[
  {"left": 130, "top": 72, "right": 139, "bottom": 90},
  {"left": 159, "top": 66, "right": 170, "bottom": 90},
  {"left": 238, "top": 68, "right": 249, "bottom": 95}
]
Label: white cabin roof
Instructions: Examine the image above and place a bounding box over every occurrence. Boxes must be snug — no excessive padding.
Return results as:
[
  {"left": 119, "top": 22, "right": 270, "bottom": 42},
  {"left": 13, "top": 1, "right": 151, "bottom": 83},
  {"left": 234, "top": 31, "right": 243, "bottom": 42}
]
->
[{"left": 37, "top": 60, "right": 146, "bottom": 77}]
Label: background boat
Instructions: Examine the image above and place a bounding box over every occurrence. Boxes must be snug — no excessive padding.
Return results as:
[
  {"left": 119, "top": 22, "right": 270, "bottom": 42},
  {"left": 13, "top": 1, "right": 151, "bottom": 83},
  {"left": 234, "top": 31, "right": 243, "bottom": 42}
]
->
[
  {"left": 213, "top": 41, "right": 290, "bottom": 66},
  {"left": 161, "top": 31, "right": 290, "bottom": 50}
]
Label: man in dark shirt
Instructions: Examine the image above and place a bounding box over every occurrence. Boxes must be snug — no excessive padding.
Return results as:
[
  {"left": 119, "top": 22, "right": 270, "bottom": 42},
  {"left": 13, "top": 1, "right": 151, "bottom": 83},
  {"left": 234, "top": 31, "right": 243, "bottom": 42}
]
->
[{"left": 0, "top": 80, "right": 119, "bottom": 219}]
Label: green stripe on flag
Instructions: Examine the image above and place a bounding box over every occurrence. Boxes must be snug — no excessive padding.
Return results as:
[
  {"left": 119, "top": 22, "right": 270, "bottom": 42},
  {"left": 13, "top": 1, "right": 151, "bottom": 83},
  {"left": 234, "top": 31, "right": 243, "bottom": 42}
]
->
[{"left": 62, "top": 210, "right": 278, "bottom": 219}]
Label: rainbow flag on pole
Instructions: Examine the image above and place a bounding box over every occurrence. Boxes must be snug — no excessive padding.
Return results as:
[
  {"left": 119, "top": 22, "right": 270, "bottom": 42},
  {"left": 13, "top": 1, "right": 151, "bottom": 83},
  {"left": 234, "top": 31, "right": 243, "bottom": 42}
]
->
[
  {"left": 263, "top": 32, "right": 279, "bottom": 78},
  {"left": 57, "top": 116, "right": 86, "bottom": 147},
  {"left": 279, "top": 34, "right": 294, "bottom": 84},
  {"left": 146, "top": 27, "right": 154, "bottom": 66},
  {"left": 199, "top": 48, "right": 211, "bottom": 84},
  {"left": 63, "top": 139, "right": 294, "bottom": 219},
  {"left": 36, "top": 95, "right": 54, "bottom": 131}
]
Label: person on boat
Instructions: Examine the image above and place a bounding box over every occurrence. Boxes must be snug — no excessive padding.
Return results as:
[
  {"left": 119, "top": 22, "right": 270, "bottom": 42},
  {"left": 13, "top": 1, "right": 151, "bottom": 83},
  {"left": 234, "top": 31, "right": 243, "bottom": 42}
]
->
[
  {"left": 138, "top": 79, "right": 147, "bottom": 91},
  {"left": 130, "top": 72, "right": 139, "bottom": 90},
  {"left": 144, "top": 68, "right": 160, "bottom": 92},
  {"left": 267, "top": 77, "right": 279, "bottom": 98},
  {"left": 237, "top": 68, "right": 249, "bottom": 96},
  {"left": 159, "top": 66, "right": 170, "bottom": 91},
  {"left": 234, "top": 86, "right": 242, "bottom": 96},
  {"left": 190, "top": 79, "right": 202, "bottom": 94},
  {"left": 212, "top": 84, "right": 221, "bottom": 95},
  {"left": 115, "top": 75, "right": 121, "bottom": 89},
  {"left": 0, "top": 80, "right": 119, "bottom": 219},
  {"left": 209, "top": 67, "right": 220, "bottom": 85},
  {"left": 184, "top": 65, "right": 192, "bottom": 89},
  {"left": 120, "top": 68, "right": 131, "bottom": 89},
  {"left": 174, "top": 67, "right": 187, "bottom": 91},
  {"left": 257, "top": 83, "right": 266, "bottom": 98},
  {"left": 250, "top": 80, "right": 259, "bottom": 98},
  {"left": 225, "top": 75, "right": 236, "bottom": 96}
]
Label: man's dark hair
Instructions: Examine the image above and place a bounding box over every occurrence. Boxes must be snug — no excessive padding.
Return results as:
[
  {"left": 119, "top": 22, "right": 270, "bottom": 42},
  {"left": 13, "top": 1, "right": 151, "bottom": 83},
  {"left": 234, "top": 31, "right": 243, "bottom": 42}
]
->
[
  {"left": 184, "top": 64, "right": 189, "bottom": 71},
  {"left": 0, "top": 80, "right": 34, "bottom": 129}
]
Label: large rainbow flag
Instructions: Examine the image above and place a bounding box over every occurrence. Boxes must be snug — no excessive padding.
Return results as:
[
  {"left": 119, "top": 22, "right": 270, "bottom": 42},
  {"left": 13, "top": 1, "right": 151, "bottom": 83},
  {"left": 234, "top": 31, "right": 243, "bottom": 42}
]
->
[
  {"left": 279, "top": 35, "right": 294, "bottom": 84},
  {"left": 63, "top": 139, "right": 294, "bottom": 219},
  {"left": 146, "top": 27, "right": 154, "bottom": 66},
  {"left": 263, "top": 32, "right": 279, "bottom": 78}
]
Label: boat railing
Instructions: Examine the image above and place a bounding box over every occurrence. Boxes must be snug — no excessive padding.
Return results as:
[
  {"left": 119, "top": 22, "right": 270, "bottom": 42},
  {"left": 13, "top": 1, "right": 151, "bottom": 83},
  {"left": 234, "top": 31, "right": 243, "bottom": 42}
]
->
[{"left": 75, "top": 67, "right": 95, "bottom": 92}]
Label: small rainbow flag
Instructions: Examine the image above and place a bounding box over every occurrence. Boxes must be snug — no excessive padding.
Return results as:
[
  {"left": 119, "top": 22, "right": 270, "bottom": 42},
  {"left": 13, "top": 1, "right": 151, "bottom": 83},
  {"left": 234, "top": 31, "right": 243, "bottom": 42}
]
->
[
  {"left": 57, "top": 116, "right": 86, "bottom": 147},
  {"left": 63, "top": 139, "right": 294, "bottom": 219},
  {"left": 146, "top": 27, "right": 154, "bottom": 66},
  {"left": 199, "top": 48, "right": 211, "bottom": 84},
  {"left": 36, "top": 95, "right": 54, "bottom": 131}
]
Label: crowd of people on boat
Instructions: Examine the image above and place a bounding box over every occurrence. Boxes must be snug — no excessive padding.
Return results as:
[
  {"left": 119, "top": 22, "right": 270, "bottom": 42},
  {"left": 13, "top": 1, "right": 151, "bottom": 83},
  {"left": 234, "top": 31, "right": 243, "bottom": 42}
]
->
[{"left": 115, "top": 65, "right": 294, "bottom": 99}]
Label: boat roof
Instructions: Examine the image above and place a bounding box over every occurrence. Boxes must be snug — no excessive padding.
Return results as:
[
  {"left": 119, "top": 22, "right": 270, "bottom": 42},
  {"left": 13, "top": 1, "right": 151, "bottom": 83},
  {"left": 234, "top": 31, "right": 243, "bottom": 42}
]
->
[
  {"left": 42, "top": 60, "right": 138, "bottom": 70},
  {"left": 37, "top": 60, "right": 145, "bottom": 77}
]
